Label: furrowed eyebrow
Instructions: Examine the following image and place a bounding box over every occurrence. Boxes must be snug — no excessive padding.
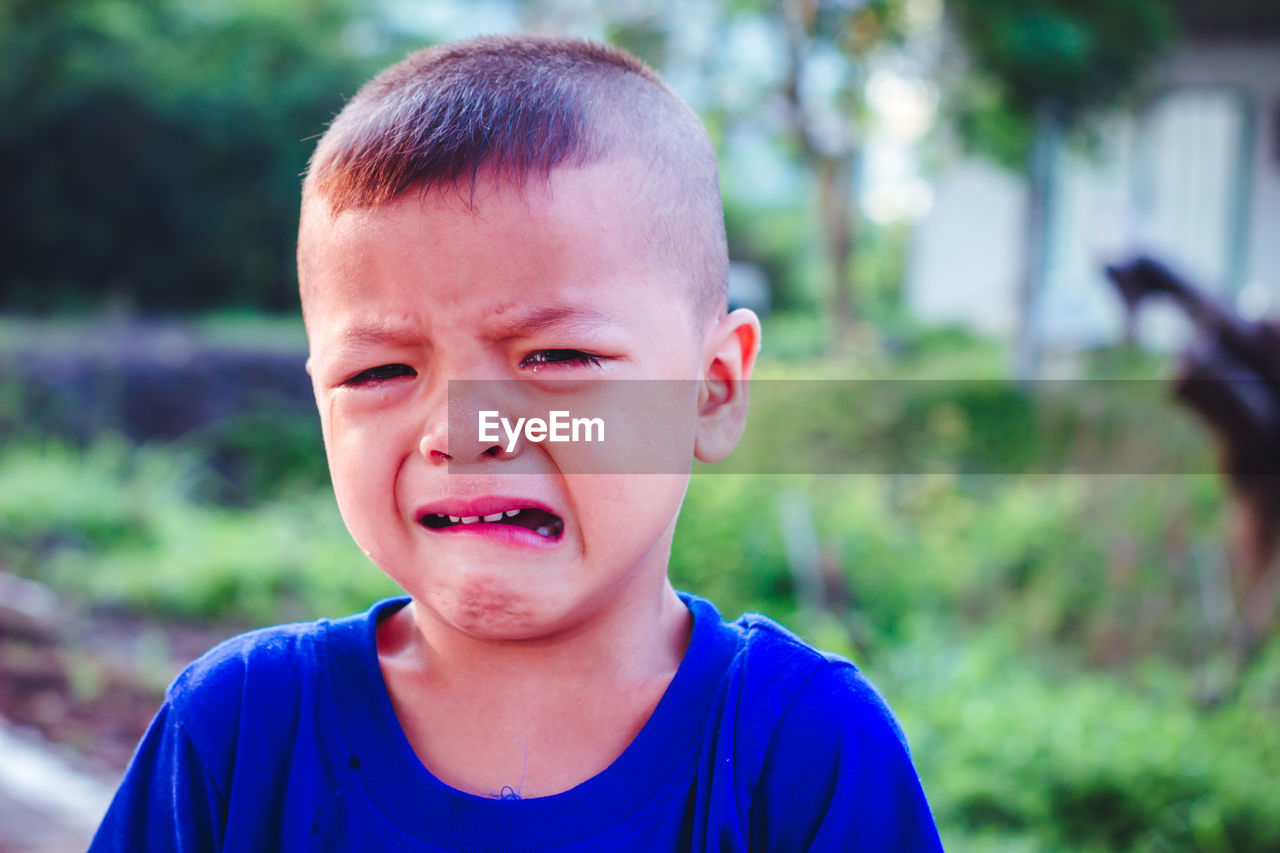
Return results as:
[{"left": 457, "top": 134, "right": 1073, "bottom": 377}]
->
[
  {"left": 486, "top": 305, "right": 616, "bottom": 340},
  {"left": 337, "top": 322, "right": 421, "bottom": 348}
]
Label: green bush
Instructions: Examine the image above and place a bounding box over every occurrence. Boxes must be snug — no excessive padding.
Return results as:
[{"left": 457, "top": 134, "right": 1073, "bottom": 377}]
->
[
  {"left": 0, "top": 0, "right": 387, "bottom": 311},
  {"left": 893, "top": 644, "right": 1280, "bottom": 851},
  {"left": 181, "top": 409, "right": 330, "bottom": 504},
  {"left": 0, "top": 440, "right": 393, "bottom": 623}
]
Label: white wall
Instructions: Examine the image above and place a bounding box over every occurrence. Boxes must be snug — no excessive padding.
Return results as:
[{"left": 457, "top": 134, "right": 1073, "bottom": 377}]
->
[
  {"left": 904, "top": 160, "right": 1024, "bottom": 336},
  {"left": 1161, "top": 43, "right": 1280, "bottom": 317},
  {"left": 905, "top": 40, "right": 1280, "bottom": 349}
]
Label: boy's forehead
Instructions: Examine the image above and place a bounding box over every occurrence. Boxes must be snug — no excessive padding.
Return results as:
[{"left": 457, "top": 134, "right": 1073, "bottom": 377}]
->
[
  {"left": 303, "top": 161, "right": 687, "bottom": 275},
  {"left": 302, "top": 161, "right": 635, "bottom": 255},
  {"left": 298, "top": 165, "right": 706, "bottom": 337}
]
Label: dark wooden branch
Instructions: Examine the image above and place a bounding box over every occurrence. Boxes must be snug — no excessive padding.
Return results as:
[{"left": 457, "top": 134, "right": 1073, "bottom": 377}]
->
[{"left": 1105, "top": 253, "right": 1280, "bottom": 676}]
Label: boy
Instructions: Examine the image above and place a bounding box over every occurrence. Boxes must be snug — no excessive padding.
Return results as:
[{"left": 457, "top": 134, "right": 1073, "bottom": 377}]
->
[{"left": 92, "top": 35, "right": 942, "bottom": 851}]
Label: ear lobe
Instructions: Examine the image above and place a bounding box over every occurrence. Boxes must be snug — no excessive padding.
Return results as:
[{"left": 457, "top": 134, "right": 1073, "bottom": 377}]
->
[{"left": 694, "top": 308, "right": 762, "bottom": 464}]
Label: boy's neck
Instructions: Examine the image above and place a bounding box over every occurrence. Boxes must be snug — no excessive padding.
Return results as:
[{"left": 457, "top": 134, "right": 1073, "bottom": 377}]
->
[
  {"left": 382, "top": 576, "right": 691, "bottom": 694},
  {"left": 376, "top": 574, "right": 692, "bottom": 798}
]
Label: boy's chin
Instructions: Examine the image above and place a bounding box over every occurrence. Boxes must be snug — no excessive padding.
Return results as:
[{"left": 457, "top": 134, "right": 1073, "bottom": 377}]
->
[{"left": 410, "top": 574, "right": 580, "bottom": 642}]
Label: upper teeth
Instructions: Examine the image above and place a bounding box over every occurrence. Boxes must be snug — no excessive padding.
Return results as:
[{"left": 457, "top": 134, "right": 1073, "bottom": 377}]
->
[{"left": 434, "top": 511, "right": 522, "bottom": 524}]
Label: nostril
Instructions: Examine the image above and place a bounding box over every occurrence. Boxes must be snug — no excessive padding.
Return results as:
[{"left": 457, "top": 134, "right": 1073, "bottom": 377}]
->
[
  {"left": 419, "top": 434, "right": 452, "bottom": 462},
  {"left": 482, "top": 446, "right": 503, "bottom": 458}
]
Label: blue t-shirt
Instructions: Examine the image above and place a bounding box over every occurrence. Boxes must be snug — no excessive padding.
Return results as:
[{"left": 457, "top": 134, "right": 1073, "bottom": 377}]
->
[{"left": 91, "top": 593, "right": 942, "bottom": 851}]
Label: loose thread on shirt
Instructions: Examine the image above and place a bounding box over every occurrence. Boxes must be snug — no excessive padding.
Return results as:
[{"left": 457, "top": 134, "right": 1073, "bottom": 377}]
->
[{"left": 496, "top": 742, "right": 529, "bottom": 800}]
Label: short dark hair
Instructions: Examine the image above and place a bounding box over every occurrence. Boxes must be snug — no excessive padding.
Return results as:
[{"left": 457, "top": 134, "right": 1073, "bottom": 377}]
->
[{"left": 302, "top": 35, "right": 728, "bottom": 319}]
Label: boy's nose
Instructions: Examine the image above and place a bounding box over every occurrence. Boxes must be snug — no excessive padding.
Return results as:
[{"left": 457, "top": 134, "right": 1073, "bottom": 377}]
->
[
  {"left": 418, "top": 436, "right": 509, "bottom": 463},
  {"left": 417, "top": 387, "right": 509, "bottom": 465},
  {"left": 419, "top": 429, "right": 510, "bottom": 465},
  {"left": 417, "top": 431, "right": 450, "bottom": 463}
]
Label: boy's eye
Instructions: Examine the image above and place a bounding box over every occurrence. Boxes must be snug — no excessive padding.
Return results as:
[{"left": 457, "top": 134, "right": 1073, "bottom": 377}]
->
[
  {"left": 343, "top": 363, "right": 417, "bottom": 386},
  {"left": 519, "top": 350, "right": 607, "bottom": 371}
]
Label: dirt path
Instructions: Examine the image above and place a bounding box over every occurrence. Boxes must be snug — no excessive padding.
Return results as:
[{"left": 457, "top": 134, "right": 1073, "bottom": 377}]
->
[
  {"left": 0, "top": 722, "right": 113, "bottom": 852},
  {"left": 0, "top": 571, "right": 244, "bottom": 849}
]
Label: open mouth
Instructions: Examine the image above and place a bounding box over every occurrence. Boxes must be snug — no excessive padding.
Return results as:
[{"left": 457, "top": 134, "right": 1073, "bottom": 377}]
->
[{"left": 419, "top": 508, "right": 564, "bottom": 539}]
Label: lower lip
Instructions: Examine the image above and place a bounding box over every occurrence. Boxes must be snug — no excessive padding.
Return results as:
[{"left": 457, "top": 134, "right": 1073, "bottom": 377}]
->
[{"left": 419, "top": 521, "right": 563, "bottom": 548}]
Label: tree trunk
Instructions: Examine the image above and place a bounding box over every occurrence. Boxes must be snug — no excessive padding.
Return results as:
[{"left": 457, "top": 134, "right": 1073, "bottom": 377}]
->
[
  {"left": 1014, "top": 100, "right": 1060, "bottom": 381},
  {"left": 817, "top": 155, "right": 856, "bottom": 353}
]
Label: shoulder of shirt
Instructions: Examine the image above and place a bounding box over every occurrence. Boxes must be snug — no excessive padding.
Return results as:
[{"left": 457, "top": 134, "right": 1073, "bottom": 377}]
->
[
  {"left": 715, "top": 613, "right": 939, "bottom": 849},
  {"left": 160, "top": 597, "right": 398, "bottom": 743},
  {"left": 726, "top": 608, "right": 859, "bottom": 687},
  {"left": 166, "top": 615, "right": 327, "bottom": 710},
  {"left": 720, "top": 608, "right": 911, "bottom": 753},
  {"left": 153, "top": 601, "right": 398, "bottom": 790}
]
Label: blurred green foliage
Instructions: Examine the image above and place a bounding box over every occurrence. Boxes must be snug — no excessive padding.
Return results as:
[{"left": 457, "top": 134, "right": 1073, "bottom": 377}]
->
[
  {"left": 182, "top": 409, "right": 330, "bottom": 504},
  {"left": 946, "top": 0, "right": 1177, "bottom": 167},
  {"left": 0, "top": 0, "right": 387, "bottom": 311},
  {"left": 0, "top": 438, "right": 395, "bottom": 623},
  {"left": 899, "top": 643, "right": 1280, "bottom": 851}
]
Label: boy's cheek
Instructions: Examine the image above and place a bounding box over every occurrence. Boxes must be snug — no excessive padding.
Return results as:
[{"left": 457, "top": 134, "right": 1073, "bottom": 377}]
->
[
  {"left": 324, "top": 419, "right": 401, "bottom": 500},
  {"left": 325, "top": 393, "right": 412, "bottom": 440},
  {"left": 525, "top": 380, "right": 697, "bottom": 475}
]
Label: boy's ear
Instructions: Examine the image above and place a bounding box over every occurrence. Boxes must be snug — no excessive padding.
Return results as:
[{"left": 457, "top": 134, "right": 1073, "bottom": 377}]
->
[{"left": 694, "top": 308, "right": 762, "bottom": 464}]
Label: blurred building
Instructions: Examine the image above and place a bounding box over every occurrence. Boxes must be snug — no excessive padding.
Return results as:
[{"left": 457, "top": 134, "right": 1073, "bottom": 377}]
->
[{"left": 907, "top": 0, "right": 1280, "bottom": 350}]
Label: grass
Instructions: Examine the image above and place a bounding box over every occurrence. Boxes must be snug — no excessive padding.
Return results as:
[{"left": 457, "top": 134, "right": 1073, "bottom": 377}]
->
[{"left": 0, "top": 439, "right": 395, "bottom": 624}]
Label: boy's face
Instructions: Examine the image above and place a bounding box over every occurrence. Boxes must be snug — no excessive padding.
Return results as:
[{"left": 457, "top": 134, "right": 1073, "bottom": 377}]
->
[{"left": 299, "top": 162, "right": 755, "bottom": 641}]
